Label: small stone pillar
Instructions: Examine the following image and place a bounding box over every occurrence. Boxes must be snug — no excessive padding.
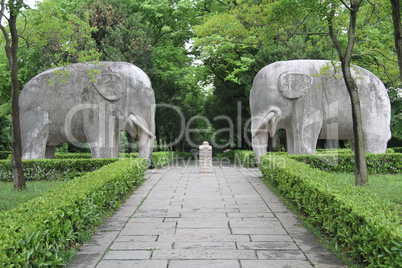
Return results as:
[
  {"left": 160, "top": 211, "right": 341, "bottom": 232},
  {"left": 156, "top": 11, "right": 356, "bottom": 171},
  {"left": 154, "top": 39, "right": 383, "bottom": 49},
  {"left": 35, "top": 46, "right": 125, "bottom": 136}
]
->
[{"left": 199, "top": 141, "right": 213, "bottom": 173}]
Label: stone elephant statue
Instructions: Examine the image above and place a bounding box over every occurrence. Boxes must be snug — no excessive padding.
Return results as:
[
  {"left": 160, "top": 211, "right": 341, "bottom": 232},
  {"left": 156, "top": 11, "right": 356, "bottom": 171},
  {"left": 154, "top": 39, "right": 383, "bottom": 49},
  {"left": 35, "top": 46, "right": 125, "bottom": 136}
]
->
[
  {"left": 20, "top": 61, "right": 155, "bottom": 161},
  {"left": 250, "top": 60, "right": 391, "bottom": 162}
]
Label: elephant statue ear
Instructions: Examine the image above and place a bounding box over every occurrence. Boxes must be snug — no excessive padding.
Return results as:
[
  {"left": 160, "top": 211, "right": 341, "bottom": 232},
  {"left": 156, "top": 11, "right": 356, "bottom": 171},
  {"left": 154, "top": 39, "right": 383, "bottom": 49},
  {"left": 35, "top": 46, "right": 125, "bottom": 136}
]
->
[
  {"left": 278, "top": 72, "right": 313, "bottom": 99},
  {"left": 92, "top": 73, "right": 125, "bottom": 101}
]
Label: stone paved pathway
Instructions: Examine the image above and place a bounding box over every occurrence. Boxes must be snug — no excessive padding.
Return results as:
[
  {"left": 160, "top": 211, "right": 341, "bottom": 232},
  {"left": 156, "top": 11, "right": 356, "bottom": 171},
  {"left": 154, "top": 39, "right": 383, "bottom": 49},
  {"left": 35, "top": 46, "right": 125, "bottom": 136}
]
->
[{"left": 68, "top": 162, "right": 344, "bottom": 268}]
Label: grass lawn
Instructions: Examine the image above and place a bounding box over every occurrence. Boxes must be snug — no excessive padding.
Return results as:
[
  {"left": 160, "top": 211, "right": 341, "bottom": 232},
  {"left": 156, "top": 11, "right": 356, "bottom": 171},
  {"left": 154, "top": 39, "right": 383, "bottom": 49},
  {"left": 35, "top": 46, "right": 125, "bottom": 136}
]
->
[
  {"left": 332, "top": 173, "right": 402, "bottom": 204},
  {"left": 0, "top": 180, "right": 67, "bottom": 211}
]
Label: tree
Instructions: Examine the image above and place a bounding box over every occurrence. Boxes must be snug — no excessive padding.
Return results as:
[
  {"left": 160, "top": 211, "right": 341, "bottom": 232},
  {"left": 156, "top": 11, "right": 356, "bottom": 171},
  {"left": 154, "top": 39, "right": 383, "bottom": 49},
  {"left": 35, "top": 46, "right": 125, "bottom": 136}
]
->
[
  {"left": 0, "top": 0, "right": 25, "bottom": 190},
  {"left": 194, "top": 0, "right": 334, "bottom": 150},
  {"left": 18, "top": 0, "right": 100, "bottom": 73},
  {"left": 327, "top": 0, "right": 368, "bottom": 185},
  {"left": 134, "top": 0, "right": 208, "bottom": 151}
]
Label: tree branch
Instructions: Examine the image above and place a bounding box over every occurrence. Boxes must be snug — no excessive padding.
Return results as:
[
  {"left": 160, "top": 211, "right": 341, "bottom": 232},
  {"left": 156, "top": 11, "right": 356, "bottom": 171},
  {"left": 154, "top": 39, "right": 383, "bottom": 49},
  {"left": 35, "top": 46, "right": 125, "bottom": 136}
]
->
[
  {"left": 328, "top": 4, "right": 344, "bottom": 60},
  {"left": 293, "top": 32, "right": 329, "bottom": 36},
  {"left": 340, "top": 0, "right": 352, "bottom": 11}
]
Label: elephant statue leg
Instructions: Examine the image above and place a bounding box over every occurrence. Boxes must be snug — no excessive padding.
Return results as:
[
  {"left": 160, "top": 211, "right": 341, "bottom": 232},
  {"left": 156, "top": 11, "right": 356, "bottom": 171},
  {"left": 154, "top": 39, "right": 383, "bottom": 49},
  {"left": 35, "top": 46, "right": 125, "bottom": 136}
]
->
[
  {"left": 365, "top": 137, "right": 387, "bottom": 153},
  {"left": 45, "top": 145, "right": 57, "bottom": 159},
  {"left": 21, "top": 109, "right": 49, "bottom": 159},
  {"left": 291, "top": 110, "right": 323, "bottom": 154},
  {"left": 285, "top": 130, "right": 295, "bottom": 154},
  {"left": 82, "top": 104, "right": 120, "bottom": 158}
]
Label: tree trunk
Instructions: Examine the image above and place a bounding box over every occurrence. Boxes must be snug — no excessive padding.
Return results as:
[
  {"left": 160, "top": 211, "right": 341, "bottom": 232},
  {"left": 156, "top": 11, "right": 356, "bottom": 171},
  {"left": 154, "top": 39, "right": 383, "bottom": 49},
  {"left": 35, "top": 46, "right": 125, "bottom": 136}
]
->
[
  {"left": 341, "top": 63, "right": 368, "bottom": 185},
  {"left": 391, "top": 0, "right": 402, "bottom": 82},
  {"left": 6, "top": 14, "right": 26, "bottom": 190}
]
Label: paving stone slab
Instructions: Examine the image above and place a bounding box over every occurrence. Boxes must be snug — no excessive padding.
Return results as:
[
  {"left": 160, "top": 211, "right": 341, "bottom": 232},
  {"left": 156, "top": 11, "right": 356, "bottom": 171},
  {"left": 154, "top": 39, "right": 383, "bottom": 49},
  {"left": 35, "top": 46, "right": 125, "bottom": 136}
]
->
[
  {"left": 75, "top": 231, "right": 119, "bottom": 254},
  {"left": 127, "top": 217, "right": 165, "bottom": 223},
  {"left": 249, "top": 234, "right": 294, "bottom": 242},
  {"left": 226, "top": 212, "right": 275, "bottom": 218},
  {"left": 178, "top": 212, "right": 234, "bottom": 218},
  {"left": 174, "top": 228, "right": 231, "bottom": 236},
  {"left": 114, "top": 235, "right": 158, "bottom": 243},
  {"left": 174, "top": 241, "right": 237, "bottom": 250},
  {"left": 124, "top": 221, "right": 177, "bottom": 229},
  {"left": 97, "top": 218, "right": 128, "bottom": 231},
  {"left": 237, "top": 241, "right": 299, "bottom": 250},
  {"left": 256, "top": 250, "right": 307, "bottom": 260},
  {"left": 157, "top": 234, "right": 251, "bottom": 242},
  {"left": 169, "top": 260, "right": 241, "bottom": 268},
  {"left": 229, "top": 219, "right": 281, "bottom": 228},
  {"left": 119, "top": 227, "right": 176, "bottom": 236},
  {"left": 240, "top": 259, "right": 313, "bottom": 268},
  {"left": 103, "top": 250, "right": 152, "bottom": 260},
  {"left": 67, "top": 253, "right": 102, "bottom": 268},
  {"left": 110, "top": 241, "right": 173, "bottom": 250},
  {"left": 151, "top": 249, "right": 257, "bottom": 260},
  {"left": 96, "top": 260, "right": 168, "bottom": 268},
  {"left": 176, "top": 219, "right": 229, "bottom": 229},
  {"left": 231, "top": 227, "right": 288, "bottom": 235}
]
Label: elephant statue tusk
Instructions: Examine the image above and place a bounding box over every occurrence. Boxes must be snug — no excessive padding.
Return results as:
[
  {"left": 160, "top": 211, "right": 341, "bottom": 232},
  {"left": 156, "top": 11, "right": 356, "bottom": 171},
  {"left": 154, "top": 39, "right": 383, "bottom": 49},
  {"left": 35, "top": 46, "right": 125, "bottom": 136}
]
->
[
  {"left": 252, "top": 111, "right": 276, "bottom": 138},
  {"left": 129, "top": 113, "right": 156, "bottom": 139}
]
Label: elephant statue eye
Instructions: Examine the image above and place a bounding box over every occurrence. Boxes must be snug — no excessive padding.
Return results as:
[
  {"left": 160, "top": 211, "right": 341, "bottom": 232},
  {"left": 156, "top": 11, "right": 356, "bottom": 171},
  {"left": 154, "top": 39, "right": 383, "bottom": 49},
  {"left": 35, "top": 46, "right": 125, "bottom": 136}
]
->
[{"left": 278, "top": 72, "right": 313, "bottom": 99}]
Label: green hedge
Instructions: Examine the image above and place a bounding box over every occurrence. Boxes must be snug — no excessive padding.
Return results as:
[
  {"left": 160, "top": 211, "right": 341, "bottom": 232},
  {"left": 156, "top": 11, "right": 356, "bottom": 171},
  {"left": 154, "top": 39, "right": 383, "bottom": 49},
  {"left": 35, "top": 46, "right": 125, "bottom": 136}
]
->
[
  {"left": 0, "top": 159, "right": 118, "bottom": 182},
  {"left": 0, "top": 152, "right": 139, "bottom": 160},
  {"left": 315, "top": 148, "right": 395, "bottom": 154},
  {"left": 55, "top": 153, "right": 140, "bottom": 159},
  {"left": 54, "top": 153, "right": 92, "bottom": 159},
  {"left": 260, "top": 154, "right": 402, "bottom": 267},
  {"left": 0, "top": 158, "right": 147, "bottom": 267},
  {"left": 391, "top": 147, "right": 402, "bottom": 153},
  {"left": 224, "top": 150, "right": 257, "bottom": 167},
  {"left": 0, "top": 151, "right": 192, "bottom": 181},
  {"left": 291, "top": 153, "right": 402, "bottom": 174},
  {"left": 150, "top": 151, "right": 194, "bottom": 168},
  {"left": 0, "top": 151, "right": 11, "bottom": 159}
]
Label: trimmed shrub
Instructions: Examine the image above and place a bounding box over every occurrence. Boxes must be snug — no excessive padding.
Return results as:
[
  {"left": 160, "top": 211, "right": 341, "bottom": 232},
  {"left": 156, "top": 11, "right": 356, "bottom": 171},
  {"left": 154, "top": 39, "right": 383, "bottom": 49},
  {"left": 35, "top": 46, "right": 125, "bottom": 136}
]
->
[
  {"left": 291, "top": 153, "right": 402, "bottom": 174},
  {"left": 0, "top": 159, "right": 118, "bottom": 182},
  {"left": 0, "top": 158, "right": 147, "bottom": 267},
  {"left": 54, "top": 153, "right": 92, "bottom": 159},
  {"left": 0, "top": 151, "right": 11, "bottom": 159},
  {"left": 260, "top": 154, "right": 402, "bottom": 267},
  {"left": 224, "top": 150, "right": 257, "bottom": 167},
  {"left": 315, "top": 148, "right": 395, "bottom": 154},
  {"left": 55, "top": 153, "right": 140, "bottom": 159},
  {"left": 151, "top": 151, "right": 194, "bottom": 168},
  {"left": 391, "top": 147, "right": 402, "bottom": 153}
]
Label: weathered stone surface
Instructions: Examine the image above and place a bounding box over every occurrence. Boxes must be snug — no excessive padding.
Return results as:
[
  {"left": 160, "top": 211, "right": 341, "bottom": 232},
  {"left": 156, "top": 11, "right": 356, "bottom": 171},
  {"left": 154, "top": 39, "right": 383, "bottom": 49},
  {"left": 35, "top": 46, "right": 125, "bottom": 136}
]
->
[
  {"left": 199, "top": 141, "right": 213, "bottom": 173},
  {"left": 169, "top": 260, "right": 241, "bottom": 268},
  {"left": 240, "top": 260, "right": 313, "bottom": 268},
  {"left": 103, "top": 250, "right": 152, "bottom": 260},
  {"left": 96, "top": 260, "right": 168, "bottom": 268},
  {"left": 250, "top": 59, "right": 391, "bottom": 160}
]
